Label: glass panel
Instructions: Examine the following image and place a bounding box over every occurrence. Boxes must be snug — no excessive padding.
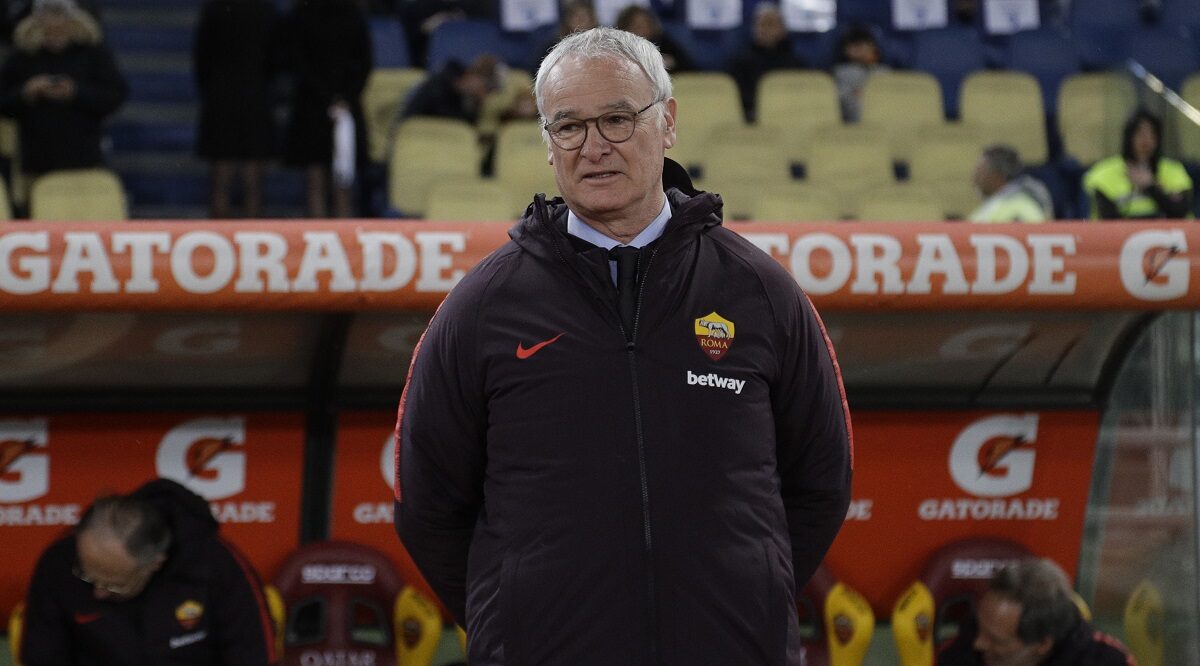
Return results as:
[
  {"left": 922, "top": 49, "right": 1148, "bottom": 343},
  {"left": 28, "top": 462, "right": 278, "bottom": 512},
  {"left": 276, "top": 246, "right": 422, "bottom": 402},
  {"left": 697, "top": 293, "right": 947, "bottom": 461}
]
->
[
  {"left": 1079, "top": 312, "right": 1199, "bottom": 664},
  {"left": 338, "top": 311, "right": 434, "bottom": 388}
]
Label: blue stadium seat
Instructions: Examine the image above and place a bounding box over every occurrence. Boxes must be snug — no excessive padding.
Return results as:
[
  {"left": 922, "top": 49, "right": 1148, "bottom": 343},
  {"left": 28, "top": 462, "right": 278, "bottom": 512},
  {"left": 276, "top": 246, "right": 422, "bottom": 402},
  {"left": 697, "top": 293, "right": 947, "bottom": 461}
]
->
[
  {"left": 1005, "top": 27, "right": 1081, "bottom": 113},
  {"left": 1129, "top": 27, "right": 1200, "bottom": 91},
  {"left": 790, "top": 30, "right": 840, "bottom": 70},
  {"left": 369, "top": 17, "right": 411, "bottom": 68},
  {"left": 425, "top": 19, "right": 505, "bottom": 70},
  {"left": 837, "top": 0, "right": 889, "bottom": 28},
  {"left": 911, "top": 26, "right": 987, "bottom": 118},
  {"left": 1068, "top": 0, "right": 1140, "bottom": 70},
  {"left": 501, "top": 24, "right": 556, "bottom": 71},
  {"left": 662, "top": 21, "right": 743, "bottom": 71},
  {"left": 1161, "top": 0, "right": 1200, "bottom": 32}
]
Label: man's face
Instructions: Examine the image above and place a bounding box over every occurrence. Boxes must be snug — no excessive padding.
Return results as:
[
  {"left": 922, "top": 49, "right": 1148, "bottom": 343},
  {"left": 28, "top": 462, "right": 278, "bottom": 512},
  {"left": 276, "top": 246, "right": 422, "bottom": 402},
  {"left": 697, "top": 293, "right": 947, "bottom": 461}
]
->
[
  {"left": 972, "top": 591, "right": 1053, "bottom": 666},
  {"left": 542, "top": 56, "right": 676, "bottom": 227},
  {"left": 75, "top": 530, "right": 163, "bottom": 601}
]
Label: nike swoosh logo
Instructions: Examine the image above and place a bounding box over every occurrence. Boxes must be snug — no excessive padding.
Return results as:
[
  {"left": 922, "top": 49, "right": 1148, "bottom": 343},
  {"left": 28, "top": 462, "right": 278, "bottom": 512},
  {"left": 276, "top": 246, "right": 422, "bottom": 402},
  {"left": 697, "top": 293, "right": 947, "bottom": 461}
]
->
[
  {"left": 74, "top": 612, "right": 102, "bottom": 624},
  {"left": 516, "top": 333, "right": 564, "bottom": 359}
]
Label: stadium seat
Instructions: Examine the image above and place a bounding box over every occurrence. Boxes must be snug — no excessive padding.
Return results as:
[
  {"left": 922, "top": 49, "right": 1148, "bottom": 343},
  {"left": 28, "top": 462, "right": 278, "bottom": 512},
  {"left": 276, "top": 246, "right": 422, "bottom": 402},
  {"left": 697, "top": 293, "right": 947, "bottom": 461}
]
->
[
  {"left": 388, "top": 117, "right": 481, "bottom": 216},
  {"left": 851, "top": 184, "right": 944, "bottom": 221},
  {"left": 1068, "top": 0, "right": 1138, "bottom": 69},
  {"left": 8, "top": 601, "right": 23, "bottom": 666},
  {"left": 425, "top": 19, "right": 505, "bottom": 71},
  {"left": 1180, "top": 74, "right": 1200, "bottom": 164},
  {"left": 1129, "top": 27, "right": 1200, "bottom": 92},
  {"left": 394, "top": 586, "right": 443, "bottom": 666},
  {"left": 662, "top": 21, "right": 742, "bottom": 71},
  {"left": 745, "top": 183, "right": 841, "bottom": 222},
  {"left": 263, "top": 585, "right": 285, "bottom": 659},
  {"left": 0, "top": 175, "right": 11, "bottom": 221},
  {"left": 907, "top": 124, "right": 987, "bottom": 219},
  {"left": 959, "top": 71, "right": 1048, "bottom": 165},
  {"left": 369, "top": 17, "right": 411, "bottom": 68},
  {"left": 1057, "top": 73, "right": 1137, "bottom": 166},
  {"left": 796, "top": 564, "right": 875, "bottom": 666},
  {"left": 698, "top": 124, "right": 793, "bottom": 187},
  {"left": 891, "top": 537, "right": 1035, "bottom": 666},
  {"left": 910, "top": 26, "right": 988, "bottom": 118},
  {"left": 803, "top": 124, "right": 894, "bottom": 217},
  {"left": 1004, "top": 27, "right": 1082, "bottom": 114},
  {"left": 30, "top": 169, "right": 128, "bottom": 221},
  {"left": 859, "top": 71, "right": 945, "bottom": 162},
  {"left": 1124, "top": 579, "right": 1164, "bottom": 666},
  {"left": 837, "top": 0, "right": 889, "bottom": 28},
  {"left": 668, "top": 72, "right": 745, "bottom": 173},
  {"left": 425, "top": 177, "right": 521, "bottom": 220},
  {"left": 361, "top": 67, "right": 426, "bottom": 163},
  {"left": 1161, "top": 0, "right": 1200, "bottom": 33},
  {"left": 756, "top": 70, "right": 841, "bottom": 164},
  {"left": 492, "top": 120, "right": 559, "bottom": 203}
]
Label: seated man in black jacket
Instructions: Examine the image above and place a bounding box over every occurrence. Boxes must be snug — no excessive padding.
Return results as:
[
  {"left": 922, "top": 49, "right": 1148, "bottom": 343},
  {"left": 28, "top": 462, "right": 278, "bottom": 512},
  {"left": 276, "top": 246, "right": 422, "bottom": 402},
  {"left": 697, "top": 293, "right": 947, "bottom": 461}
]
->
[
  {"left": 20, "top": 479, "right": 277, "bottom": 666},
  {"left": 938, "top": 558, "right": 1135, "bottom": 666}
]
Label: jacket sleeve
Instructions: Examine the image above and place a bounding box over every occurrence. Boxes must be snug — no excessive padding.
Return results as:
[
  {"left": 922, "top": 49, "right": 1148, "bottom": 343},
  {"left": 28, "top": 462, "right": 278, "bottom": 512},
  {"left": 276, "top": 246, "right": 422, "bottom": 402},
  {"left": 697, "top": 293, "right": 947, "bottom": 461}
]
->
[
  {"left": 393, "top": 284, "right": 489, "bottom": 624},
  {"left": 72, "top": 45, "right": 128, "bottom": 117},
  {"left": 19, "top": 542, "right": 74, "bottom": 666},
  {"left": 212, "top": 538, "right": 279, "bottom": 665},
  {"left": 771, "top": 289, "right": 853, "bottom": 591}
]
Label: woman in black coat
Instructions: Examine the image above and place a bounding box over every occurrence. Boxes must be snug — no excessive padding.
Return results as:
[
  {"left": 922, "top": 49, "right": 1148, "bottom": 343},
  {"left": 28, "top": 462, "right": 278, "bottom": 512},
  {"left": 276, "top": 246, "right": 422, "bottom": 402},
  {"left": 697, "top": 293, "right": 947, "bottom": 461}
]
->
[
  {"left": 281, "top": 0, "right": 372, "bottom": 218},
  {"left": 193, "top": 0, "right": 280, "bottom": 218}
]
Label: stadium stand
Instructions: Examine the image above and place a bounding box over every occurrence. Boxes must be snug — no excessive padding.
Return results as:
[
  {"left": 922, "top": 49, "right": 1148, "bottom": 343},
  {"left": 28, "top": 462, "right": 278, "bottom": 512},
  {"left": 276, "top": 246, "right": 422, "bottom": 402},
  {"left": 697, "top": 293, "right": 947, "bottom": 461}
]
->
[
  {"left": 362, "top": 67, "right": 426, "bottom": 164},
  {"left": 906, "top": 124, "right": 986, "bottom": 220},
  {"left": 387, "top": 117, "right": 480, "bottom": 216},
  {"left": 851, "top": 183, "right": 944, "bottom": 222},
  {"left": 668, "top": 72, "right": 744, "bottom": 176},
  {"left": 1056, "top": 72, "right": 1138, "bottom": 167},
  {"left": 859, "top": 70, "right": 945, "bottom": 163},
  {"left": 1003, "top": 26, "right": 1081, "bottom": 115},
  {"left": 29, "top": 169, "right": 128, "bottom": 221},
  {"left": 755, "top": 69, "right": 841, "bottom": 166},
  {"left": 1068, "top": 0, "right": 1139, "bottom": 69},
  {"left": 910, "top": 25, "right": 987, "bottom": 118},
  {"left": 425, "top": 19, "right": 506, "bottom": 72},
  {"left": 425, "top": 177, "right": 521, "bottom": 221},
  {"left": 959, "top": 71, "right": 1048, "bottom": 166},
  {"left": 803, "top": 124, "right": 894, "bottom": 218},
  {"left": 492, "top": 120, "right": 560, "bottom": 204},
  {"left": 1181, "top": 74, "right": 1200, "bottom": 165},
  {"left": 745, "top": 183, "right": 840, "bottom": 221},
  {"left": 369, "top": 16, "right": 412, "bottom": 69}
]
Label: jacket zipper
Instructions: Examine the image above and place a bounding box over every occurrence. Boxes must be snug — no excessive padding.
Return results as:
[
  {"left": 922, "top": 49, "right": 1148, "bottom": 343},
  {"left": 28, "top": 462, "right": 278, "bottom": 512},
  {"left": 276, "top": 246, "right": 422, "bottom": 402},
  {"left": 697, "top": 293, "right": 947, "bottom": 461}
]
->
[{"left": 627, "top": 245, "right": 659, "bottom": 665}]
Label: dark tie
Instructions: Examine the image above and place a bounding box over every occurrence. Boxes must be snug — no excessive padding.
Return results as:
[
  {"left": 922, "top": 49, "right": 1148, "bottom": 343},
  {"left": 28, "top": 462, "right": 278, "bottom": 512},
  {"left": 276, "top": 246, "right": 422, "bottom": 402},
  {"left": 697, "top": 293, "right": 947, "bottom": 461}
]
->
[{"left": 609, "top": 246, "right": 640, "bottom": 338}]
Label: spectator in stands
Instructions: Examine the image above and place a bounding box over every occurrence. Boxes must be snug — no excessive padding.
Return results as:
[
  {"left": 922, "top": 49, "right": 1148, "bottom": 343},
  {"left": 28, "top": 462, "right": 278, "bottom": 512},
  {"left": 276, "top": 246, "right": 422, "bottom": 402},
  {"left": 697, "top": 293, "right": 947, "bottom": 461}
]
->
[
  {"left": 0, "top": 0, "right": 126, "bottom": 180},
  {"left": 968, "top": 144, "right": 1052, "bottom": 223},
  {"left": 1, "top": 0, "right": 100, "bottom": 43},
  {"left": 616, "top": 5, "right": 694, "bottom": 72},
  {"left": 397, "top": 53, "right": 502, "bottom": 124},
  {"left": 281, "top": 0, "right": 372, "bottom": 218},
  {"left": 728, "top": 3, "right": 802, "bottom": 121},
  {"left": 193, "top": 0, "right": 280, "bottom": 219},
  {"left": 19, "top": 478, "right": 277, "bottom": 665},
  {"left": 532, "top": 0, "right": 598, "bottom": 71},
  {"left": 396, "top": 0, "right": 492, "bottom": 68},
  {"left": 832, "top": 25, "right": 886, "bottom": 123},
  {"left": 1083, "top": 108, "right": 1194, "bottom": 219},
  {"left": 938, "top": 558, "right": 1134, "bottom": 665}
]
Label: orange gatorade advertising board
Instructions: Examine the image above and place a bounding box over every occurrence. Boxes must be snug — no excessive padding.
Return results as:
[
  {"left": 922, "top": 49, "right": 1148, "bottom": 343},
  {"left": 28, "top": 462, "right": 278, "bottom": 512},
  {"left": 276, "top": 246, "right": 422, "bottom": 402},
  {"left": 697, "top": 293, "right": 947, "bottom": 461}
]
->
[
  {"left": 827, "top": 410, "right": 1101, "bottom": 616},
  {"left": 329, "top": 411, "right": 445, "bottom": 615},
  {"left": 1, "top": 221, "right": 1197, "bottom": 311},
  {"left": 0, "top": 413, "right": 303, "bottom": 615}
]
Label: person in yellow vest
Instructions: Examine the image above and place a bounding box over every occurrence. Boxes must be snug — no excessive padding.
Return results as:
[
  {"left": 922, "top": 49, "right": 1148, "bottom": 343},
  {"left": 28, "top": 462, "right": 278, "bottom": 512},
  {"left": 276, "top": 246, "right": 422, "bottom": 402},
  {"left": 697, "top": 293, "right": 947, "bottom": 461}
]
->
[
  {"left": 1083, "top": 108, "right": 1194, "bottom": 219},
  {"left": 968, "top": 144, "right": 1052, "bottom": 223}
]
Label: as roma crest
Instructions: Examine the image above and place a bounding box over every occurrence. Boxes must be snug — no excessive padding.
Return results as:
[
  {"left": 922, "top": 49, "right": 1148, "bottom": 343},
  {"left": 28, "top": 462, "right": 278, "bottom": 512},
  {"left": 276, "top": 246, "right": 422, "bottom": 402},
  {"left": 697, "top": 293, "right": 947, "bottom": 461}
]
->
[
  {"left": 175, "top": 600, "right": 204, "bottom": 630},
  {"left": 694, "top": 312, "right": 735, "bottom": 361}
]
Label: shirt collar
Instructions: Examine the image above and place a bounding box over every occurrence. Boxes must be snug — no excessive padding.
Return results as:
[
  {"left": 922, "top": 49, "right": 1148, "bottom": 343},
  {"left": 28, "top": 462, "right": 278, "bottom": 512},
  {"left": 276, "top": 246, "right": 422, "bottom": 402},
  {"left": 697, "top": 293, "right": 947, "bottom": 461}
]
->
[{"left": 566, "top": 197, "right": 671, "bottom": 250}]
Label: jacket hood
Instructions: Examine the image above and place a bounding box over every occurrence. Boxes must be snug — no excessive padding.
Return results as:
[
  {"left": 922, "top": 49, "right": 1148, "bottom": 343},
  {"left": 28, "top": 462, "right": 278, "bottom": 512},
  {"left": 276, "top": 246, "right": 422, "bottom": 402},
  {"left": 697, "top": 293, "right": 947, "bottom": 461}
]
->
[
  {"left": 13, "top": 7, "right": 102, "bottom": 52},
  {"left": 131, "top": 479, "right": 219, "bottom": 569},
  {"left": 509, "top": 157, "right": 723, "bottom": 261}
]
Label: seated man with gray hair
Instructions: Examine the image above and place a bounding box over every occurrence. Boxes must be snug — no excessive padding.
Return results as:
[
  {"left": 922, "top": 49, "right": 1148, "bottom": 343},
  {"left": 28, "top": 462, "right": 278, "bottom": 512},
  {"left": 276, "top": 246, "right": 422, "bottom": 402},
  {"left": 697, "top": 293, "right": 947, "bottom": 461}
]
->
[
  {"left": 968, "top": 144, "right": 1053, "bottom": 223},
  {"left": 937, "top": 558, "right": 1135, "bottom": 665}
]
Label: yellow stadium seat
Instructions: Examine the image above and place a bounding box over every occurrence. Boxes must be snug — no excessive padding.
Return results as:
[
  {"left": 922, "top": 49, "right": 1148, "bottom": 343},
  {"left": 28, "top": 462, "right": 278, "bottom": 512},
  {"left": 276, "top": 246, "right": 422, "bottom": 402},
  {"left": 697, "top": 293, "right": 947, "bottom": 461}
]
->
[
  {"left": 30, "top": 168, "right": 127, "bottom": 220},
  {"left": 669, "top": 72, "right": 744, "bottom": 172},
  {"left": 745, "top": 183, "right": 841, "bottom": 222},
  {"left": 700, "top": 178, "right": 805, "bottom": 220},
  {"left": 907, "top": 123, "right": 986, "bottom": 219},
  {"left": 851, "top": 184, "right": 945, "bottom": 221},
  {"left": 477, "top": 69, "right": 534, "bottom": 139},
  {"left": 1124, "top": 579, "right": 1164, "bottom": 666},
  {"left": 960, "top": 71, "right": 1048, "bottom": 165},
  {"left": 757, "top": 70, "right": 841, "bottom": 164},
  {"left": 388, "top": 117, "right": 481, "bottom": 216},
  {"left": 362, "top": 67, "right": 427, "bottom": 163},
  {"left": 263, "top": 584, "right": 285, "bottom": 661},
  {"left": 803, "top": 124, "right": 894, "bottom": 217},
  {"left": 698, "top": 124, "right": 793, "bottom": 186},
  {"left": 861, "top": 71, "right": 946, "bottom": 162},
  {"left": 493, "top": 120, "right": 559, "bottom": 203},
  {"left": 9, "top": 601, "right": 24, "bottom": 666},
  {"left": 394, "top": 586, "right": 442, "bottom": 666},
  {"left": 425, "top": 177, "right": 520, "bottom": 220},
  {"left": 1057, "top": 72, "right": 1136, "bottom": 166},
  {"left": 892, "top": 580, "right": 935, "bottom": 666},
  {"left": 1179, "top": 74, "right": 1200, "bottom": 164},
  {"left": 0, "top": 175, "right": 11, "bottom": 221}
]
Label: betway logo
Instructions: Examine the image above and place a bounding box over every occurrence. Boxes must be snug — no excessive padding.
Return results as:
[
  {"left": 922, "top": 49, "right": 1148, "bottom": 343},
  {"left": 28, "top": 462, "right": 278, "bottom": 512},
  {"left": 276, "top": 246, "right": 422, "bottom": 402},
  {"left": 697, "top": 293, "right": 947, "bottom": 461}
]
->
[{"left": 686, "top": 370, "right": 745, "bottom": 395}]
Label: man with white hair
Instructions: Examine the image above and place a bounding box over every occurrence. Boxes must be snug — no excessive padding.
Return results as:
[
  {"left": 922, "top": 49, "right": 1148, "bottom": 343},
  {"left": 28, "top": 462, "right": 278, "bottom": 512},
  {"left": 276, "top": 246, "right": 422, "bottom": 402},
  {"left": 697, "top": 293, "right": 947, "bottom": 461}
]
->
[{"left": 394, "top": 26, "right": 852, "bottom": 665}]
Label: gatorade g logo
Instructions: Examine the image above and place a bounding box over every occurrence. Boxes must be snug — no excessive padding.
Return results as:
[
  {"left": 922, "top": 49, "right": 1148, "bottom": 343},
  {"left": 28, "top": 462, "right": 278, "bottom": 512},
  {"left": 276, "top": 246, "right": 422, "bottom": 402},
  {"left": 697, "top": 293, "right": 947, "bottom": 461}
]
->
[
  {"left": 156, "top": 417, "right": 246, "bottom": 500},
  {"left": 0, "top": 418, "right": 49, "bottom": 503},
  {"left": 949, "top": 414, "right": 1038, "bottom": 498}
]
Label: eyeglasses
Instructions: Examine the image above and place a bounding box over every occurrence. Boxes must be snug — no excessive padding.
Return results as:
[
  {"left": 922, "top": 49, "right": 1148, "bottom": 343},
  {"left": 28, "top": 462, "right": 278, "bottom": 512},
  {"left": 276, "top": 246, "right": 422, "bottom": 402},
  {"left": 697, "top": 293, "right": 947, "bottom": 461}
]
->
[
  {"left": 543, "top": 100, "right": 662, "bottom": 151},
  {"left": 73, "top": 563, "right": 153, "bottom": 596}
]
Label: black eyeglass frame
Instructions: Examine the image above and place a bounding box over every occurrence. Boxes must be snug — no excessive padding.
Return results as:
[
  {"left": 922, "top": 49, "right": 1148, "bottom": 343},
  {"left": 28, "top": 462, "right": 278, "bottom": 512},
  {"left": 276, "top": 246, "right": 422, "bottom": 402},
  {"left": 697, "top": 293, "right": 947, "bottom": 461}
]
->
[{"left": 542, "top": 99, "right": 664, "bottom": 151}]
